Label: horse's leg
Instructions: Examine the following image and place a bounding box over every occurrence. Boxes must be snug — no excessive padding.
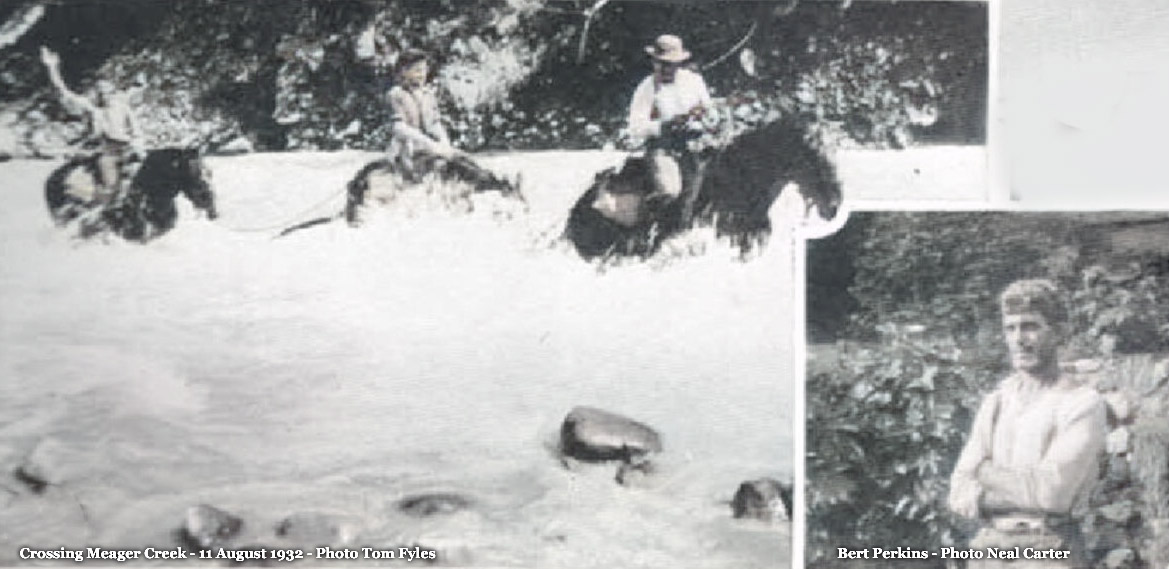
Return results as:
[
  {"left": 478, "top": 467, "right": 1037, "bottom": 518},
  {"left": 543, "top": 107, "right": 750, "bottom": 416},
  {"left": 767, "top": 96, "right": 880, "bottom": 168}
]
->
[{"left": 345, "top": 175, "right": 370, "bottom": 226}]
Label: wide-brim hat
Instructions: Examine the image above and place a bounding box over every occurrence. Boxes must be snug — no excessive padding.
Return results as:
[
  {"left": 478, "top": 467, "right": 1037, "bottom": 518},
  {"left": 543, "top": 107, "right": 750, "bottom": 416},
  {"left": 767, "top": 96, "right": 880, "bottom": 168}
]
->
[{"left": 645, "top": 34, "right": 691, "bottom": 63}]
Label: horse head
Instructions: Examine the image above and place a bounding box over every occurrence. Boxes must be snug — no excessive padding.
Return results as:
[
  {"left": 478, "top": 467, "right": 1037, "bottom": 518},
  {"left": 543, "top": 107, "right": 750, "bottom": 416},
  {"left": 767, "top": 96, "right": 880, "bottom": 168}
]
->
[
  {"left": 147, "top": 147, "right": 217, "bottom": 220},
  {"left": 802, "top": 176, "right": 841, "bottom": 222}
]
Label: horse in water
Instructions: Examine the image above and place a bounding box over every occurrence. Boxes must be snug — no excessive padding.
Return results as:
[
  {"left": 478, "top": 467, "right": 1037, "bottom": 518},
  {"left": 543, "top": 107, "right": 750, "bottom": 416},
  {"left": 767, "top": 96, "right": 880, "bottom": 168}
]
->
[
  {"left": 344, "top": 152, "right": 524, "bottom": 224},
  {"left": 45, "top": 148, "right": 217, "bottom": 242},
  {"left": 277, "top": 152, "right": 523, "bottom": 237},
  {"left": 566, "top": 118, "right": 842, "bottom": 260}
]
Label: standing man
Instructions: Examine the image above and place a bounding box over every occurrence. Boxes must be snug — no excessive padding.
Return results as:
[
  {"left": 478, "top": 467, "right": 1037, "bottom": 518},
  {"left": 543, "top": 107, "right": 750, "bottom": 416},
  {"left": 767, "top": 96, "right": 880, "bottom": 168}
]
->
[
  {"left": 949, "top": 279, "right": 1106, "bottom": 568},
  {"left": 627, "top": 34, "right": 713, "bottom": 220},
  {"left": 40, "top": 46, "right": 141, "bottom": 204},
  {"left": 386, "top": 49, "right": 458, "bottom": 177}
]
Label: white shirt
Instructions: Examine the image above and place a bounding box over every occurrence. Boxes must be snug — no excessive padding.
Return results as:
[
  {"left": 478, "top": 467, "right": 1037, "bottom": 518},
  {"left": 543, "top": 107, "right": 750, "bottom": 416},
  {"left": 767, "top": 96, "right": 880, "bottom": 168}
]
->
[
  {"left": 627, "top": 68, "right": 713, "bottom": 140},
  {"left": 949, "top": 373, "right": 1106, "bottom": 516}
]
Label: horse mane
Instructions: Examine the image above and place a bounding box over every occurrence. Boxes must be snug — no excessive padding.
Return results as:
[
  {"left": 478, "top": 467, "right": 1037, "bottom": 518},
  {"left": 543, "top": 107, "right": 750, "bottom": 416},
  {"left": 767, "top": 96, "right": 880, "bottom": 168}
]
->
[{"left": 713, "top": 119, "right": 842, "bottom": 219}]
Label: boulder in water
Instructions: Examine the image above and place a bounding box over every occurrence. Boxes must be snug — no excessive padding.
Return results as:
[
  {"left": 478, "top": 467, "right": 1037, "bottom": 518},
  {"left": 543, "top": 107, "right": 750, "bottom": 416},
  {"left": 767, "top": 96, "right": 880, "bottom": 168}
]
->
[
  {"left": 13, "top": 438, "right": 75, "bottom": 493},
  {"left": 397, "top": 492, "right": 475, "bottom": 518},
  {"left": 275, "top": 511, "right": 359, "bottom": 545},
  {"left": 731, "top": 478, "right": 792, "bottom": 522},
  {"left": 182, "top": 504, "right": 243, "bottom": 548},
  {"left": 559, "top": 406, "right": 662, "bottom": 463}
]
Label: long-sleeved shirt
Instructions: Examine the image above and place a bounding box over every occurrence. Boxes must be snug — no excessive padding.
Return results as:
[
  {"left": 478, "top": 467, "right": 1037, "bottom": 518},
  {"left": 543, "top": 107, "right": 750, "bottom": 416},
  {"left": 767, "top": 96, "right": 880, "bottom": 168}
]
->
[
  {"left": 949, "top": 373, "right": 1106, "bottom": 518},
  {"left": 388, "top": 83, "right": 449, "bottom": 151},
  {"left": 627, "top": 68, "right": 713, "bottom": 141},
  {"left": 56, "top": 90, "right": 137, "bottom": 144}
]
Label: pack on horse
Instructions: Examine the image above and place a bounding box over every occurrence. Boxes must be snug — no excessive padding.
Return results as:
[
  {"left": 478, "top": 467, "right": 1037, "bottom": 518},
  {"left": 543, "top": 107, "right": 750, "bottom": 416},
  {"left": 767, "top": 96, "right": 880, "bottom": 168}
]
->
[
  {"left": 565, "top": 117, "right": 842, "bottom": 260},
  {"left": 45, "top": 147, "right": 217, "bottom": 241}
]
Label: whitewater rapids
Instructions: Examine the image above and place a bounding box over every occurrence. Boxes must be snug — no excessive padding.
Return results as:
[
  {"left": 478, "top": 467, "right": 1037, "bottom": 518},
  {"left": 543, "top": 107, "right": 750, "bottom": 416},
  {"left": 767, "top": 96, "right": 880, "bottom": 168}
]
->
[{"left": 0, "top": 150, "right": 797, "bottom": 567}]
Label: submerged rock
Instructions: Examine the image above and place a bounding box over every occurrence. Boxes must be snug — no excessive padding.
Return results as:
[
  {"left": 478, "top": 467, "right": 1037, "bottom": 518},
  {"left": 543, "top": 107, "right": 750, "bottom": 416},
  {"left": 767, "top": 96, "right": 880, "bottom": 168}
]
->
[
  {"left": 731, "top": 478, "right": 792, "bottom": 522},
  {"left": 615, "top": 460, "right": 657, "bottom": 487},
  {"left": 397, "top": 493, "right": 474, "bottom": 518},
  {"left": 559, "top": 406, "right": 662, "bottom": 463},
  {"left": 275, "top": 511, "right": 359, "bottom": 545},
  {"left": 182, "top": 504, "right": 243, "bottom": 548},
  {"left": 13, "top": 438, "right": 74, "bottom": 493}
]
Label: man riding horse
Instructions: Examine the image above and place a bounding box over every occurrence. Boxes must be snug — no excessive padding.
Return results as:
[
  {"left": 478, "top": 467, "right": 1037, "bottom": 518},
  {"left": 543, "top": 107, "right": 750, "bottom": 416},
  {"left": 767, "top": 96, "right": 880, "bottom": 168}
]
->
[
  {"left": 386, "top": 49, "right": 461, "bottom": 177},
  {"left": 627, "top": 34, "right": 713, "bottom": 223},
  {"left": 40, "top": 46, "right": 142, "bottom": 207}
]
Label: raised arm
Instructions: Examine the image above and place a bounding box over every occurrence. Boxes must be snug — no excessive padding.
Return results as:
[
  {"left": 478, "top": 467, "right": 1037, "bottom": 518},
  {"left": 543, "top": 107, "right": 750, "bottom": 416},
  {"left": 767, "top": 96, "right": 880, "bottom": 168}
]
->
[
  {"left": 977, "top": 390, "right": 1106, "bottom": 513},
  {"left": 39, "top": 46, "right": 96, "bottom": 117}
]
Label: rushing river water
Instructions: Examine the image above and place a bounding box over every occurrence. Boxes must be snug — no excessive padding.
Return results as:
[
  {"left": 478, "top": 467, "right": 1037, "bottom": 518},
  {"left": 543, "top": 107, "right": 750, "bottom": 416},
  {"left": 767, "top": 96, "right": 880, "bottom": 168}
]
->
[{"left": 0, "top": 151, "right": 795, "bottom": 567}]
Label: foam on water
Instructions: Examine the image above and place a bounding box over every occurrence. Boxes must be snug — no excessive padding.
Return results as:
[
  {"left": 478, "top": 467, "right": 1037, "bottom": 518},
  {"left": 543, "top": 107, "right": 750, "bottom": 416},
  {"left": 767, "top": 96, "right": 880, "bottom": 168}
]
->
[{"left": 0, "top": 153, "right": 792, "bottom": 566}]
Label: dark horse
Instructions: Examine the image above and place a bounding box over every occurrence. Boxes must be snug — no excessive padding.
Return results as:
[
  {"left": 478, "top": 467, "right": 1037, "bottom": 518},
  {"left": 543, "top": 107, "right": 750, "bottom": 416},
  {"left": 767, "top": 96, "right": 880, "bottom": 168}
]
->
[
  {"left": 45, "top": 148, "right": 217, "bottom": 242},
  {"left": 566, "top": 119, "right": 842, "bottom": 260},
  {"left": 278, "top": 152, "right": 522, "bottom": 237}
]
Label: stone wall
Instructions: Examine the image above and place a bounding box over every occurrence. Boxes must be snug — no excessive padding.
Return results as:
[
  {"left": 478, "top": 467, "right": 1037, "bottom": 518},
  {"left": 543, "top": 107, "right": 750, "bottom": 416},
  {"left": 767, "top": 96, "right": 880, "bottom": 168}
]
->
[{"left": 1080, "top": 355, "right": 1169, "bottom": 569}]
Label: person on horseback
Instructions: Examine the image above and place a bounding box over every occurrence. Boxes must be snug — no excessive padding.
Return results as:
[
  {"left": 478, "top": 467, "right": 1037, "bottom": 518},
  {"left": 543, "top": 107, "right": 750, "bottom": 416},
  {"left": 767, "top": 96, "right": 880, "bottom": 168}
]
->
[
  {"left": 39, "top": 46, "right": 141, "bottom": 206},
  {"left": 386, "top": 49, "right": 460, "bottom": 179},
  {"left": 627, "top": 34, "right": 713, "bottom": 221}
]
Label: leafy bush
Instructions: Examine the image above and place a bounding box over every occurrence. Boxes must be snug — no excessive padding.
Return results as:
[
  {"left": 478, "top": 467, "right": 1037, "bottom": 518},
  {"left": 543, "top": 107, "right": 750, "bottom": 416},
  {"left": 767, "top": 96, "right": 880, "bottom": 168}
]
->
[
  {"left": 807, "top": 330, "right": 998, "bottom": 566},
  {"left": 808, "top": 213, "right": 1169, "bottom": 568},
  {"left": 2, "top": 0, "right": 986, "bottom": 154}
]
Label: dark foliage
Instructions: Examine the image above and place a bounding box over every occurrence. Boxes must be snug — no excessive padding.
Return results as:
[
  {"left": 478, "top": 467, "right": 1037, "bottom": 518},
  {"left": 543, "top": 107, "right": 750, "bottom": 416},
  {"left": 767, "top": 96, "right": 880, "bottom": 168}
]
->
[
  {"left": 3, "top": 0, "right": 985, "bottom": 155},
  {"left": 806, "top": 213, "right": 1169, "bottom": 568}
]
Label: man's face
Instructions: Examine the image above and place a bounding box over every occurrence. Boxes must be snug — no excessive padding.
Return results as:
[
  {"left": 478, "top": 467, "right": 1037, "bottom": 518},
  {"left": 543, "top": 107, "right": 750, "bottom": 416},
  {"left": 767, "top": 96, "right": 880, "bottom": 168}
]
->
[
  {"left": 401, "top": 61, "right": 429, "bottom": 87},
  {"left": 653, "top": 60, "right": 680, "bottom": 83},
  {"left": 1002, "top": 311, "right": 1059, "bottom": 373},
  {"left": 95, "top": 80, "right": 115, "bottom": 103}
]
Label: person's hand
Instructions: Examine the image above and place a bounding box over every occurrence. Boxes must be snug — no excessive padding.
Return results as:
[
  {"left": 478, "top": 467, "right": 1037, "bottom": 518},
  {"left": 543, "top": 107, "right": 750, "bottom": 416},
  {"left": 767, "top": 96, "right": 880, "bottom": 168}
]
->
[
  {"left": 39, "top": 46, "right": 59, "bottom": 68},
  {"left": 432, "top": 143, "right": 458, "bottom": 159}
]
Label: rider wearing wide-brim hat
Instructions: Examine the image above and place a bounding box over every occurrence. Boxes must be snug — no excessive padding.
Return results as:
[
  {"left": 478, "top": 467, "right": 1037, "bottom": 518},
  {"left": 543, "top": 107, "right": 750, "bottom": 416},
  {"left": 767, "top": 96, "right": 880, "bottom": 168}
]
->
[
  {"left": 628, "top": 34, "right": 712, "bottom": 144},
  {"left": 626, "top": 34, "right": 713, "bottom": 219}
]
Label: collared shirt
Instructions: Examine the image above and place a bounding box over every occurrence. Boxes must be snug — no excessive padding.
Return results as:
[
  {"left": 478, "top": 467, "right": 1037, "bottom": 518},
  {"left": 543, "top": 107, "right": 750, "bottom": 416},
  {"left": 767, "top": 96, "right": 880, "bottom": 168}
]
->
[
  {"left": 627, "top": 68, "right": 713, "bottom": 140},
  {"left": 949, "top": 373, "right": 1106, "bottom": 516},
  {"left": 388, "top": 84, "right": 448, "bottom": 144}
]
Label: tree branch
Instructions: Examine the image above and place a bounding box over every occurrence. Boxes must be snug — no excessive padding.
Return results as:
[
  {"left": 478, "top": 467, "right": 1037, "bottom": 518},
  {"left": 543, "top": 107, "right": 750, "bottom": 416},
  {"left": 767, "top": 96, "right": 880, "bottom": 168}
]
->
[
  {"left": 0, "top": 2, "right": 45, "bottom": 51},
  {"left": 701, "top": 21, "right": 757, "bottom": 71},
  {"left": 575, "top": 0, "right": 611, "bottom": 64}
]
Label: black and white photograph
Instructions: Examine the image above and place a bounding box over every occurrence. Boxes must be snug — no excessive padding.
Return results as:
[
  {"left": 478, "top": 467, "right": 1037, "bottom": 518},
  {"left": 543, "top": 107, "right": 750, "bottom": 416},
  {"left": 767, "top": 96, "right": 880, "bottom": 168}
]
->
[
  {"left": 0, "top": 0, "right": 983, "bottom": 565},
  {"left": 806, "top": 212, "right": 1169, "bottom": 569},
  {"left": 0, "top": 0, "right": 992, "bottom": 566}
]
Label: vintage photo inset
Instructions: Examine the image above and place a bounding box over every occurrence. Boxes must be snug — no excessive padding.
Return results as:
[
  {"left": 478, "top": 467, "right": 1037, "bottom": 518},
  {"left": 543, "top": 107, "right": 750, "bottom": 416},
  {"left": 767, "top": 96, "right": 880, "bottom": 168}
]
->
[
  {"left": 806, "top": 212, "right": 1169, "bottom": 568},
  {"left": 0, "top": 0, "right": 986, "bottom": 566}
]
